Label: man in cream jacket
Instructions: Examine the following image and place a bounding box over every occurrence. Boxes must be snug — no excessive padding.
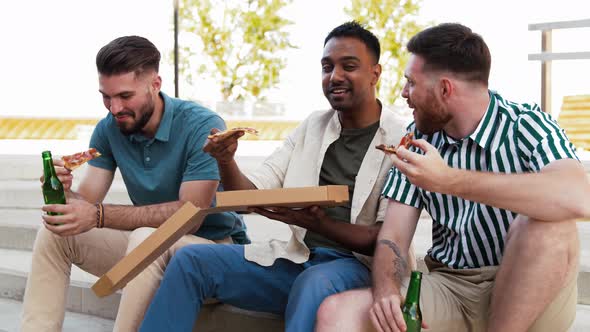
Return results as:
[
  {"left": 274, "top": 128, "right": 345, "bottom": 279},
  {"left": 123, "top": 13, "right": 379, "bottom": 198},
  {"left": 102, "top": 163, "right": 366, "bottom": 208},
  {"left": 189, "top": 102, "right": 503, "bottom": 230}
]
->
[{"left": 139, "top": 21, "right": 412, "bottom": 332}]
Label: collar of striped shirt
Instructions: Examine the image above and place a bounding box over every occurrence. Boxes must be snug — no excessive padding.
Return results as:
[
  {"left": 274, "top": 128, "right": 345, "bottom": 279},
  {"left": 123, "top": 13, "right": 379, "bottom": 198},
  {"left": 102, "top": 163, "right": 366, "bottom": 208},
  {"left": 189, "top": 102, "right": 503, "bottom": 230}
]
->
[{"left": 439, "top": 90, "right": 501, "bottom": 152}]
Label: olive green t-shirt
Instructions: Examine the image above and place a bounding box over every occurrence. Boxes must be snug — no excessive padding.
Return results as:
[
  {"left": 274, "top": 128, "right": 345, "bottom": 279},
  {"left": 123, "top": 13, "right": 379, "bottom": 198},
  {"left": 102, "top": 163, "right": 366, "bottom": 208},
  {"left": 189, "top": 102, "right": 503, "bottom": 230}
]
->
[{"left": 304, "top": 120, "right": 380, "bottom": 253}]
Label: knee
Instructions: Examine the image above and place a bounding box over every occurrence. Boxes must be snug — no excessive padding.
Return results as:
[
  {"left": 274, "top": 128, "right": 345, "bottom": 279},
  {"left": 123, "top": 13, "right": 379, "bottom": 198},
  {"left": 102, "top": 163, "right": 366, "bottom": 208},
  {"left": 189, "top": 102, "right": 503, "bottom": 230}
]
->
[
  {"left": 509, "top": 216, "right": 578, "bottom": 249},
  {"left": 316, "top": 294, "right": 344, "bottom": 328},
  {"left": 169, "top": 245, "right": 214, "bottom": 274},
  {"left": 507, "top": 216, "right": 579, "bottom": 269},
  {"left": 127, "top": 227, "right": 156, "bottom": 252},
  {"left": 294, "top": 270, "right": 336, "bottom": 297},
  {"left": 33, "top": 226, "right": 63, "bottom": 252}
]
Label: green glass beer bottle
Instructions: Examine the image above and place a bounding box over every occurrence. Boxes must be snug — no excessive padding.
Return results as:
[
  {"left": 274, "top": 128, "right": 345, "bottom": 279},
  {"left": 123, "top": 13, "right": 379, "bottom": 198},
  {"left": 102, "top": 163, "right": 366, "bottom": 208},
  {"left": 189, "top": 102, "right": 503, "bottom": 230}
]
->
[
  {"left": 41, "top": 151, "right": 66, "bottom": 215},
  {"left": 402, "top": 271, "right": 423, "bottom": 332}
]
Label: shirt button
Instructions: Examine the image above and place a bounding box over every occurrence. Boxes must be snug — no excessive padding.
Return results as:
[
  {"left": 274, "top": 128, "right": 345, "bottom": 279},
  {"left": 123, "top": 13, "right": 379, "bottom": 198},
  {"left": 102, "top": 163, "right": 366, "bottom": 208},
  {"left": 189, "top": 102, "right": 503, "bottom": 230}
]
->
[{"left": 145, "top": 157, "right": 151, "bottom": 162}]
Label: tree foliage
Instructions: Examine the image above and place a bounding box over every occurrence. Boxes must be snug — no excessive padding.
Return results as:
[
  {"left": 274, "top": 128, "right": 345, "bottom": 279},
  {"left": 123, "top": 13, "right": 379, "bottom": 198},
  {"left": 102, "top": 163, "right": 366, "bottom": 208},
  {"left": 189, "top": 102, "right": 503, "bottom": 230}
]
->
[
  {"left": 179, "top": 0, "right": 294, "bottom": 101},
  {"left": 345, "top": 0, "right": 424, "bottom": 106}
]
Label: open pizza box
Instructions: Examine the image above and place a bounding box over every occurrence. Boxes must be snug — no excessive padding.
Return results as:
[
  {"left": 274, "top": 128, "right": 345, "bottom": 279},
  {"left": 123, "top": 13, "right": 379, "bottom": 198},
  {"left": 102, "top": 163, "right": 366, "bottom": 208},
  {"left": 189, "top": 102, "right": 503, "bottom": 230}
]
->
[{"left": 92, "top": 185, "right": 349, "bottom": 297}]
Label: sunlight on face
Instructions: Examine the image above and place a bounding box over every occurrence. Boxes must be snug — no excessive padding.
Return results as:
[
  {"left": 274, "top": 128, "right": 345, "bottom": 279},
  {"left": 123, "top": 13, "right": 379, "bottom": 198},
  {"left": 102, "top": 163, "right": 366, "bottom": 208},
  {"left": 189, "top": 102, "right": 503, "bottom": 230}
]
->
[
  {"left": 321, "top": 37, "right": 379, "bottom": 113},
  {"left": 402, "top": 55, "right": 451, "bottom": 134},
  {"left": 98, "top": 72, "right": 156, "bottom": 136}
]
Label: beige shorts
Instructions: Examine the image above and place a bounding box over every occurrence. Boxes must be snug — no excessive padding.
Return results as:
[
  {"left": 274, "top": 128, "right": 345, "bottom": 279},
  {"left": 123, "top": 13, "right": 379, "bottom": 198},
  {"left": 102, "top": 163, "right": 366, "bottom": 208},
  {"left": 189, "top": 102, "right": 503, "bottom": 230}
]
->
[{"left": 399, "top": 255, "right": 577, "bottom": 332}]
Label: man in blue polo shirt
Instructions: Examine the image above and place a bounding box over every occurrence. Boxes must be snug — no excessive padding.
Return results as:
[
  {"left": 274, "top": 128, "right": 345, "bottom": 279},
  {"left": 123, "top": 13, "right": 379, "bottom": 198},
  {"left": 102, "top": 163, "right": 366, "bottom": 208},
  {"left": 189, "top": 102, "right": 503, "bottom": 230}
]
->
[{"left": 21, "top": 36, "right": 248, "bottom": 332}]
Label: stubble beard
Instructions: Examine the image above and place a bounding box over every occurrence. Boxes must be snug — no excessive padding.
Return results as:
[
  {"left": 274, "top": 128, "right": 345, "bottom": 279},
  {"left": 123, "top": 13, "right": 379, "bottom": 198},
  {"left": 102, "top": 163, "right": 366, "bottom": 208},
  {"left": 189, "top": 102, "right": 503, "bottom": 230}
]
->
[
  {"left": 118, "top": 96, "right": 155, "bottom": 136},
  {"left": 415, "top": 91, "right": 451, "bottom": 135}
]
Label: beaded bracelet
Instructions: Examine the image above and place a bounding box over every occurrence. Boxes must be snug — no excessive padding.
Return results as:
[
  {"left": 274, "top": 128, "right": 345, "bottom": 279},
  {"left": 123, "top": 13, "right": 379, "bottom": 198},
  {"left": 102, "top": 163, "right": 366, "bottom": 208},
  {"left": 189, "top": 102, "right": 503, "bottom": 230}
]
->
[{"left": 95, "top": 203, "right": 104, "bottom": 228}]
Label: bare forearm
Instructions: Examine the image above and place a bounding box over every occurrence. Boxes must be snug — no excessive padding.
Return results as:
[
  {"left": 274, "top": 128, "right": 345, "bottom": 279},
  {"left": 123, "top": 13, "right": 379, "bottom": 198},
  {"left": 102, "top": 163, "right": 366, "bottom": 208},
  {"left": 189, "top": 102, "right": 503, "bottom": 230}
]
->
[
  {"left": 309, "top": 218, "right": 381, "bottom": 255},
  {"left": 103, "top": 201, "right": 185, "bottom": 230},
  {"left": 218, "top": 159, "right": 257, "bottom": 191},
  {"left": 66, "top": 190, "right": 85, "bottom": 201},
  {"left": 372, "top": 239, "right": 409, "bottom": 295},
  {"left": 449, "top": 163, "right": 589, "bottom": 221}
]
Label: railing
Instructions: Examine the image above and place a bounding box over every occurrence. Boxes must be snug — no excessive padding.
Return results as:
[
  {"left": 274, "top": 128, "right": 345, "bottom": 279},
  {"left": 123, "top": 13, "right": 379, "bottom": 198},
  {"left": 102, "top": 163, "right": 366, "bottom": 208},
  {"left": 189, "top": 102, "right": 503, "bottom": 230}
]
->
[{"left": 528, "top": 19, "right": 590, "bottom": 114}]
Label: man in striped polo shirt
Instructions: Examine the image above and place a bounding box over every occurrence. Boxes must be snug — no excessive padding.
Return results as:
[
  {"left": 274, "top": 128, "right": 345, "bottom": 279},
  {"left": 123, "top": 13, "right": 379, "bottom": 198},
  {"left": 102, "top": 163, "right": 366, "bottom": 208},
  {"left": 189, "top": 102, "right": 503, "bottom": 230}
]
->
[{"left": 315, "top": 23, "right": 590, "bottom": 332}]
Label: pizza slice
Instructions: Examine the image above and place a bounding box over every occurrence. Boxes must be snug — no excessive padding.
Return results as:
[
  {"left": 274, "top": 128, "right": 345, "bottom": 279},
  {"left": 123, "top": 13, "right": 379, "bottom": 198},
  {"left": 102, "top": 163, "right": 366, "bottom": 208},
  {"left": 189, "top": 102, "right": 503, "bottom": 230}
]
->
[
  {"left": 207, "top": 127, "right": 259, "bottom": 140},
  {"left": 62, "top": 148, "right": 102, "bottom": 171},
  {"left": 375, "top": 133, "right": 414, "bottom": 155}
]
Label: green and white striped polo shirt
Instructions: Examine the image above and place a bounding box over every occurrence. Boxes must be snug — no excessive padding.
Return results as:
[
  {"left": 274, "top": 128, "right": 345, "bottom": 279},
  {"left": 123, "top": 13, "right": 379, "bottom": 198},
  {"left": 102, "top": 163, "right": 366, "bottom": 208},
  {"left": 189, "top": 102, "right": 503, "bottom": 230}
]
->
[{"left": 382, "top": 91, "right": 579, "bottom": 269}]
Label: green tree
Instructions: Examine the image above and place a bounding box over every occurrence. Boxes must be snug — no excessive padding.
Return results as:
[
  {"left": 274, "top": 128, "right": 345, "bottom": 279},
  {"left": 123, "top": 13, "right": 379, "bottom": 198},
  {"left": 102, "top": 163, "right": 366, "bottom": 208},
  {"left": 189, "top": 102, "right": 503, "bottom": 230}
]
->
[
  {"left": 179, "top": 0, "right": 295, "bottom": 101},
  {"left": 346, "top": 0, "right": 425, "bottom": 106}
]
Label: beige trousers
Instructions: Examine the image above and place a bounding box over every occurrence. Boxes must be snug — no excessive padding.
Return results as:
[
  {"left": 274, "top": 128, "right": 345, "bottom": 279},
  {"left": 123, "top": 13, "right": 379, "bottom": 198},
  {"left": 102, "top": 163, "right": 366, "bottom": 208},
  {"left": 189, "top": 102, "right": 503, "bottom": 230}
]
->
[
  {"left": 20, "top": 226, "right": 231, "bottom": 332},
  {"left": 405, "top": 255, "right": 578, "bottom": 332}
]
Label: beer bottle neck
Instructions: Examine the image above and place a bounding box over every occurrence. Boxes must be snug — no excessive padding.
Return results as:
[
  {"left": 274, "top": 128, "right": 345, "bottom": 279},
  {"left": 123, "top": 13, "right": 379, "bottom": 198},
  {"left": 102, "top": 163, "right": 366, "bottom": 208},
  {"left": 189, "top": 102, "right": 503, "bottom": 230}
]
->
[
  {"left": 405, "top": 275, "right": 421, "bottom": 305},
  {"left": 42, "top": 156, "right": 57, "bottom": 179}
]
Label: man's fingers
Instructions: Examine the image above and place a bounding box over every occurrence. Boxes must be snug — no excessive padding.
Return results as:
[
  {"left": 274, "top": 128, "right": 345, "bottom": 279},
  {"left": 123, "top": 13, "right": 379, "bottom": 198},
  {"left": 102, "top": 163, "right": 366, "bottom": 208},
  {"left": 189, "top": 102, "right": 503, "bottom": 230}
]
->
[
  {"left": 390, "top": 153, "right": 411, "bottom": 175},
  {"left": 308, "top": 205, "right": 324, "bottom": 218},
  {"left": 389, "top": 300, "right": 407, "bottom": 332},
  {"left": 250, "top": 207, "right": 293, "bottom": 224},
  {"left": 373, "top": 304, "right": 395, "bottom": 332},
  {"left": 394, "top": 146, "right": 421, "bottom": 164},
  {"left": 382, "top": 302, "right": 401, "bottom": 332},
  {"left": 409, "top": 138, "right": 435, "bottom": 153},
  {"left": 42, "top": 213, "right": 73, "bottom": 225},
  {"left": 202, "top": 140, "right": 214, "bottom": 153},
  {"left": 53, "top": 158, "right": 65, "bottom": 167},
  {"left": 42, "top": 204, "right": 69, "bottom": 214},
  {"left": 58, "top": 174, "right": 73, "bottom": 183},
  {"left": 43, "top": 220, "right": 76, "bottom": 236},
  {"left": 369, "top": 308, "right": 386, "bottom": 332},
  {"left": 203, "top": 134, "right": 240, "bottom": 155}
]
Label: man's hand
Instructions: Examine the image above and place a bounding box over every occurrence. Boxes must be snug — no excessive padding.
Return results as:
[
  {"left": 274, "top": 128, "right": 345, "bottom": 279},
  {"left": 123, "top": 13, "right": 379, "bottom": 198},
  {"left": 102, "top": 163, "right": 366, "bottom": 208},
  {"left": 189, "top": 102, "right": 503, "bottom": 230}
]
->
[
  {"left": 202, "top": 128, "right": 244, "bottom": 165},
  {"left": 40, "top": 158, "right": 74, "bottom": 192},
  {"left": 41, "top": 198, "right": 97, "bottom": 236},
  {"left": 370, "top": 290, "right": 406, "bottom": 332},
  {"left": 391, "top": 139, "right": 457, "bottom": 194},
  {"left": 249, "top": 206, "right": 326, "bottom": 230},
  {"left": 370, "top": 290, "right": 428, "bottom": 332}
]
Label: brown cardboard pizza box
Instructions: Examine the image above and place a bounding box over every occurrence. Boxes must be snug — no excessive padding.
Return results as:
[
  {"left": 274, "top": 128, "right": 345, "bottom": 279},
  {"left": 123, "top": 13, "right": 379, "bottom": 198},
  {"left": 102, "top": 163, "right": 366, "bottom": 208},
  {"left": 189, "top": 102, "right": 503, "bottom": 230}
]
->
[{"left": 92, "top": 185, "right": 348, "bottom": 297}]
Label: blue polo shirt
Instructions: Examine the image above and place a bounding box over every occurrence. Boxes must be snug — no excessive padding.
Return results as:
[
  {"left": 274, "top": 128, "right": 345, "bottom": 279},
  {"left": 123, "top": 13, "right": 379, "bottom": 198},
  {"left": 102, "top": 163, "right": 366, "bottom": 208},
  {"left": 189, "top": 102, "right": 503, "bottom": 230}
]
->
[{"left": 88, "top": 92, "right": 249, "bottom": 244}]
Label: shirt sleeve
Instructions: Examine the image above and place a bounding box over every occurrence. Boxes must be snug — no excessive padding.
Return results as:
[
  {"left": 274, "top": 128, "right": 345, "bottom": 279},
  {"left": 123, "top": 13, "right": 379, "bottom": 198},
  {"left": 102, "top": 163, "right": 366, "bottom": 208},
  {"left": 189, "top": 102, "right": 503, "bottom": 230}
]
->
[
  {"left": 516, "top": 107, "right": 579, "bottom": 172},
  {"left": 182, "top": 114, "right": 226, "bottom": 182},
  {"left": 88, "top": 118, "right": 117, "bottom": 171},
  {"left": 381, "top": 167, "right": 423, "bottom": 209},
  {"left": 244, "top": 117, "right": 309, "bottom": 190}
]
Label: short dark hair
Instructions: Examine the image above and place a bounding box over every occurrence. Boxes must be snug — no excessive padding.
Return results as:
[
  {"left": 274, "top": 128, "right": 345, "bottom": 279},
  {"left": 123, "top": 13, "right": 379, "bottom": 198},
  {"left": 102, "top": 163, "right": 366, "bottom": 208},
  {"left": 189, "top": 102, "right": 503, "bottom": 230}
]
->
[
  {"left": 407, "top": 23, "right": 491, "bottom": 85},
  {"left": 324, "top": 21, "right": 381, "bottom": 63},
  {"left": 96, "top": 36, "right": 161, "bottom": 76}
]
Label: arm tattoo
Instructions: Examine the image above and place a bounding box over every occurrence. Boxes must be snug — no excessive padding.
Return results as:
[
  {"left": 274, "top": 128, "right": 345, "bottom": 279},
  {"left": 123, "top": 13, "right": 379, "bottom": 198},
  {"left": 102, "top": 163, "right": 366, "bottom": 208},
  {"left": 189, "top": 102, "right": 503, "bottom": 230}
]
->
[{"left": 378, "top": 239, "right": 408, "bottom": 284}]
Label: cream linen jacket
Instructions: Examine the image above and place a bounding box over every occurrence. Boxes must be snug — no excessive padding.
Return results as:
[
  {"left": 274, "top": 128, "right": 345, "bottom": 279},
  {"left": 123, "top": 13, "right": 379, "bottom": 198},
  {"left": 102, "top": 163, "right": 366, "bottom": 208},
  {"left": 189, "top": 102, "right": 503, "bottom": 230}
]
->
[{"left": 244, "top": 107, "right": 409, "bottom": 267}]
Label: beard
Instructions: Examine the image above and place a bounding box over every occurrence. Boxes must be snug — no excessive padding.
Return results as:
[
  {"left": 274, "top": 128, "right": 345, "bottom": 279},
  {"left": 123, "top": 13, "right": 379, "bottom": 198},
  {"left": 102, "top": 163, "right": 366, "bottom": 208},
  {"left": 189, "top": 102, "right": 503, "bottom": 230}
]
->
[
  {"left": 414, "top": 89, "right": 451, "bottom": 135},
  {"left": 117, "top": 96, "right": 155, "bottom": 136}
]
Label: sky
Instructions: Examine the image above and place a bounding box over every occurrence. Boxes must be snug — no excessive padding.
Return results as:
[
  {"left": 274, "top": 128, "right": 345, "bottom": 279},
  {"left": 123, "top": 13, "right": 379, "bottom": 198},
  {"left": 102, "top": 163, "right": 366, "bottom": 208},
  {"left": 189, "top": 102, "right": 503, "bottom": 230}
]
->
[{"left": 0, "top": 0, "right": 588, "bottom": 120}]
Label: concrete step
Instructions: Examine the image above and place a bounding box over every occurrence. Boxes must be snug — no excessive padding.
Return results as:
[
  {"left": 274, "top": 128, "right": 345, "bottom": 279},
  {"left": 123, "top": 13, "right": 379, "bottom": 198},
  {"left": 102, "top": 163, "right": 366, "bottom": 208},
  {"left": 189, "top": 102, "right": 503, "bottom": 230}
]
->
[
  {"left": 0, "top": 297, "right": 115, "bottom": 332},
  {"left": 0, "top": 180, "right": 132, "bottom": 209},
  {"left": 0, "top": 249, "right": 121, "bottom": 320}
]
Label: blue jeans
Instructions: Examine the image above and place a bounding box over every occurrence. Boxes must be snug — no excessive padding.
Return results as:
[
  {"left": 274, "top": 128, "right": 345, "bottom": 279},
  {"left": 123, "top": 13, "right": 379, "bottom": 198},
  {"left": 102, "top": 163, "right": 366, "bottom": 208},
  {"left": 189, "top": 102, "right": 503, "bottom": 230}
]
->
[{"left": 139, "top": 244, "right": 371, "bottom": 332}]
